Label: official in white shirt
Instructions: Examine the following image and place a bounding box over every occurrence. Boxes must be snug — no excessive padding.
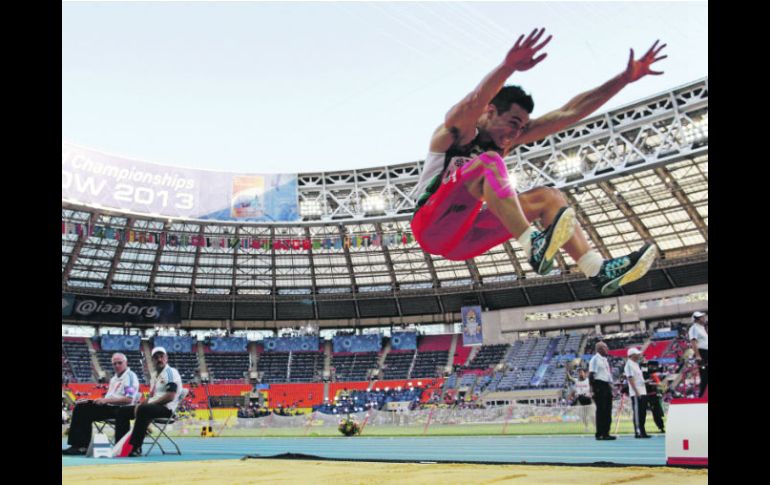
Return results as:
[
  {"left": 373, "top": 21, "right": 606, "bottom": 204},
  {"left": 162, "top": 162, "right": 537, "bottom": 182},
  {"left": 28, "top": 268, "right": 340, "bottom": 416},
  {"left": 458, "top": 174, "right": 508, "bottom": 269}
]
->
[
  {"left": 115, "top": 346, "right": 183, "bottom": 457},
  {"left": 625, "top": 347, "right": 651, "bottom": 438},
  {"left": 62, "top": 353, "right": 140, "bottom": 455},
  {"left": 688, "top": 311, "right": 708, "bottom": 397},
  {"left": 588, "top": 341, "right": 616, "bottom": 440}
]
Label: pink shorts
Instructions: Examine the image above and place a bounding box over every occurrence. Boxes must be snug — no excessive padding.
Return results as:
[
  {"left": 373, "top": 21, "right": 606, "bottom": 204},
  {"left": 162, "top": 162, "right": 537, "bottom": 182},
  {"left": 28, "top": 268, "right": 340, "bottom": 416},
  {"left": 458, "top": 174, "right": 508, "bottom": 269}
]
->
[{"left": 411, "top": 152, "right": 514, "bottom": 261}]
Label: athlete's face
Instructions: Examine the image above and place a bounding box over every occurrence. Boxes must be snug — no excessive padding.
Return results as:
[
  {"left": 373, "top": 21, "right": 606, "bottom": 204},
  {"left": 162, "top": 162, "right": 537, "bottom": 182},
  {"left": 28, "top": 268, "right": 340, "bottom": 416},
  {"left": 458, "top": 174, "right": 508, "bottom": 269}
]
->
[{"left": 484, "top": 103, "right": 530, "bottom": 150}]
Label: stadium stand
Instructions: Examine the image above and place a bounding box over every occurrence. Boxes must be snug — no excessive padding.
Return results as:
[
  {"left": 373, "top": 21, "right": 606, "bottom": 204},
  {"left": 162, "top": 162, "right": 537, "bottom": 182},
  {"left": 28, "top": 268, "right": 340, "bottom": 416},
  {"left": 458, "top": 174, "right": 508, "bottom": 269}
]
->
[
  {"left": 206, "top": 350, "right": 250, "bottom": 381},
  {"left": 331, "top": 352, "right": 378, "bottom": 381},
  {"left": 411, "top": 351, "right": 448, "bottom": 378},
  {"left": 288, "top": 351, "right": 325, "bottom": 382},
  {"left": 167, "top": 350, "right": 200, "bottom": 383},
  {"left": 257, "top": 352, "right": 290, "bottom": 383},
  {"left": 452, "top": 335, "right": 473, "bottom": 366},
  {"left": 382, "top": 350, "right": 415, "bottom": 380},
  {"left": 62, "top": 337, "right": 93, "bottom": 383},
  {"left": 643, "top": 340, "right": 672, "bottom": 360},
  {"left": 465, "top": 344, "right": 509, "bottom": 369}
]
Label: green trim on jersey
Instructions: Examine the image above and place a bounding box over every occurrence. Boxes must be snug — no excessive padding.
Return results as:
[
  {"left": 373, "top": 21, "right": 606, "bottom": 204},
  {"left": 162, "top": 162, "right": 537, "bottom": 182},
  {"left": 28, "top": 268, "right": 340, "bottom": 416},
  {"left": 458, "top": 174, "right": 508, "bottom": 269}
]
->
[{"left": 412, "top": 173, "right": 443, "bottom": 219}]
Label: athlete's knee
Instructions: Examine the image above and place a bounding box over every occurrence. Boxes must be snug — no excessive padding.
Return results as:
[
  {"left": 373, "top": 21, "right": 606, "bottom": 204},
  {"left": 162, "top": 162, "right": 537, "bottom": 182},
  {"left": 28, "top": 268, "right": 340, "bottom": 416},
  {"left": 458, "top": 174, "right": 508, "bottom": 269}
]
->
[
  {"left": 481, "top": 151, "right": 504, "bottom": 162},
  {"left": 480, "top": 167, "right": 514, "bottom": 199},
  {"left": 548, "top": 187, "right": 568, "bottom": 206},
  {"left": 533, "top": 186, "right": 567, "bottom": 206}
]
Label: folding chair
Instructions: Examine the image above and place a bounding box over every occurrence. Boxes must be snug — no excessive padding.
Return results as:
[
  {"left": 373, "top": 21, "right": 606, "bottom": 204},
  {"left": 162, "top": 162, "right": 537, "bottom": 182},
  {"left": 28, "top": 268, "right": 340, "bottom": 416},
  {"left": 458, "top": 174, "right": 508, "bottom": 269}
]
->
[
  {"left": 93, "top": 393, "right": 143, "bottom": 445},
  {"left": 93, "top": 418, "right": 117, "bottom": 445},
  {"left": 144, "top": 387, "right": 189, "bottom": 456}
]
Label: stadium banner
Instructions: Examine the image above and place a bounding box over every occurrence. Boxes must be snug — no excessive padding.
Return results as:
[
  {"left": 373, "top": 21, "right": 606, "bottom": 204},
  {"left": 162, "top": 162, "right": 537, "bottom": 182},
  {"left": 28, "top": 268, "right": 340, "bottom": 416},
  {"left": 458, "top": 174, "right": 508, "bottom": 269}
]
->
[
  {"left": 653, "top": 330, "right": 679, "bottom": 340},
  {"left": 461, "top": 306, "right": 483, "bottom": 346},
  {"left": 208, "top": 337, "right": 248, "bottom": 353},
  {"left": 332, "top": 334, "right": 382, "bottom": 353},
  {"left": 390, "top": 332, "right": 417, "bottom": 351},
  {"left": 62, "top": 142, "right": 299, "bottom": 222},
  {"left": 62, "top": 294, "right": 180, "bottom": 324},
  {"left": 262, "top": 336, "right": 320, "bottom": 353},
  {"left": 152, "top": 336, "right": 196, "bottom": 353},
  {"left": 100, "top": 334, "right": 141, "bottom": 351}
]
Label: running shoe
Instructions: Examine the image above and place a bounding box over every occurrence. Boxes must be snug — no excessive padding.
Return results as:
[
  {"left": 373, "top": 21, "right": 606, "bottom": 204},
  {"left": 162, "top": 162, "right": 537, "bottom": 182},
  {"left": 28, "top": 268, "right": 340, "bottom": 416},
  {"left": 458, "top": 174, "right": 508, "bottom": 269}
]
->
[
  {"left": 529, "top": 206, "right": 576, "bottom": 275},
  {"left": 590, "top": 243, "right": 659, "bottom": 296}
]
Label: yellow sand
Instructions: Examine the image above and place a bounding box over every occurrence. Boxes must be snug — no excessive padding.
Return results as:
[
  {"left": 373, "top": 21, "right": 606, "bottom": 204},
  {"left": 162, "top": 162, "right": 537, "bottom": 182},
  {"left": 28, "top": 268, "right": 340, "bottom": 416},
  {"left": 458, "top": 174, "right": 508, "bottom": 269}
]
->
[{"left": 62, "top": 459, "right": 707, "bottom": 485}]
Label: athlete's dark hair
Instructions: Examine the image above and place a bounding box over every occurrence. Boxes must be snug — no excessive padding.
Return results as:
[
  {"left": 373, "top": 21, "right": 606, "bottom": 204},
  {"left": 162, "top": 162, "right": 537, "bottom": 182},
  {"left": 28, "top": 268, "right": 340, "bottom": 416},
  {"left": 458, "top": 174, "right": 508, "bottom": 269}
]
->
[{"left": 490, "top": 85, "right": 534, "bottom": 114}]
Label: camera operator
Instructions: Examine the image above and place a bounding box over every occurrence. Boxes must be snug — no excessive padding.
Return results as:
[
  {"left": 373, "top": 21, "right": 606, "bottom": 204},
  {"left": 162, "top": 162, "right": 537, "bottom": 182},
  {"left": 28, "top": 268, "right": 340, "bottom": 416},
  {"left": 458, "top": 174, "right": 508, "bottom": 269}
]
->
[{"left": 641, "top": 358, "right": 666, "bottom": 433}]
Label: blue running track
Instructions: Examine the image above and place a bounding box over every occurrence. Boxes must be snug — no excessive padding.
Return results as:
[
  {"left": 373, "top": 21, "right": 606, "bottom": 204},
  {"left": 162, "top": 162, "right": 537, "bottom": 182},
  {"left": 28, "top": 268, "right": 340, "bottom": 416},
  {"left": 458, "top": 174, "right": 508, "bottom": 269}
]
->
[{"left": 63, "top": 435, "right": 666, "bottom": 467}]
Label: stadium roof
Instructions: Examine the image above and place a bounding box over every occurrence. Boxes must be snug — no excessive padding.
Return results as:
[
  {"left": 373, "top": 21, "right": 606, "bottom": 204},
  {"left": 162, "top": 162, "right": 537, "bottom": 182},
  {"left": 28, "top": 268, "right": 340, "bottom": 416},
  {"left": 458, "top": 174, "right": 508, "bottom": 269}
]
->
[{"left": 62, "top": 79, "right": 707, "bottom": 322}]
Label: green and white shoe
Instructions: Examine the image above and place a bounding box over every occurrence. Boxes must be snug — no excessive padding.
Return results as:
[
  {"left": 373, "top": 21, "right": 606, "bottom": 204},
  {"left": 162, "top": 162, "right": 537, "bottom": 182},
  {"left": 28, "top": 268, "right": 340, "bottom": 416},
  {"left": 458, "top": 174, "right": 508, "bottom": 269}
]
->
[
  {"left": 529, "top": 206, "right": 576, "bottom": 275},
  {"left": 590, "top": 243, "right": 659, "bottom": 296}
]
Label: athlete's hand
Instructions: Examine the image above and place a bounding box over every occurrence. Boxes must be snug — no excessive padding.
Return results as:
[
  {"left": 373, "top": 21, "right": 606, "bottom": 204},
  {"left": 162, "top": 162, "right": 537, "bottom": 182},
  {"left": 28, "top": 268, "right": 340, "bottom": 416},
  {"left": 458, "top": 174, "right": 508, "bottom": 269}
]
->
[
  {"left": 504, "top": 28, "right": 552, "bottom": 72},
  {"left": 624, "top": 40, "right": 667, "bottom": 82}
]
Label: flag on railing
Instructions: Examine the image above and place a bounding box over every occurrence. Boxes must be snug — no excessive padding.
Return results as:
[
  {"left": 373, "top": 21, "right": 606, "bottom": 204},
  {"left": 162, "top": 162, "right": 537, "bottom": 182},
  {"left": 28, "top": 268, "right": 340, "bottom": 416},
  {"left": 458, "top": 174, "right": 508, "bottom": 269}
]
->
[{"left": 61, "top": 221, "right": 414, "bottom": 251}]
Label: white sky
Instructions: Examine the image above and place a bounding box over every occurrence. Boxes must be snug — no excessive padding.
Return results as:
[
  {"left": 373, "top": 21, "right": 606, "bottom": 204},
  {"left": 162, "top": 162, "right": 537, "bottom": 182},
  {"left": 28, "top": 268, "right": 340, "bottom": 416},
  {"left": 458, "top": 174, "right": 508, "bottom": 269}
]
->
[{"left": 62, "top": 1, "right": 708, "bottom": 174}]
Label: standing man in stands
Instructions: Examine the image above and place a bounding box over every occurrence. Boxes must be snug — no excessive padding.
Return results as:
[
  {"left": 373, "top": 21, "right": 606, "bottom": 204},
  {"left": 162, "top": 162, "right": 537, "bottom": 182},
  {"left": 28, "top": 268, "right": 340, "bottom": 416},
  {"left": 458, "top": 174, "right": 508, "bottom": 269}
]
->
[
  {"left": 625, "top": 347, "right": 651, "bottom": 438},
  {"left": 589, "top": 342, "right": 615, "bottom": 440},
  {"left": 688, "top": 311, "right": 708, "bottom": 396},
  {"left": 568, "top": 367, "right": 594, "bottom": 432},
  {"left": 114, "top": 346, "right": 183, "bottom": 457},
  {"left": 62, "top": 353, "right": 140, "bottom": 455}
]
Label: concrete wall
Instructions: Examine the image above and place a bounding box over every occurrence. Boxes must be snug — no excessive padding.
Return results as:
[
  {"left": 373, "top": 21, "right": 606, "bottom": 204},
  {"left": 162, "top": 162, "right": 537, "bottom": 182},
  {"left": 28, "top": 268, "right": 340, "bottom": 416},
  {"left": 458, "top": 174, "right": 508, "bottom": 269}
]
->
[{"left": 481, "top": 284, "right": 707, "bottom": 345}]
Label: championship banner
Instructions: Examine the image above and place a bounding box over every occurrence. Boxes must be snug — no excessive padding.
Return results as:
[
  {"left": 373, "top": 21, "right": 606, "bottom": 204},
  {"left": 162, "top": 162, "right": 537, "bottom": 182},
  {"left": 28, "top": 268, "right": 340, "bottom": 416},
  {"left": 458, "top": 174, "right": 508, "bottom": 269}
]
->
[
  {"left": 461, "top": 305, "right": 483, "bottom": 346},
  {"left": 62, "top": 142, "right": 299, "bottom": 222},
  {"left": 62, "top": 294, "right": 180, "bottom": 324}
]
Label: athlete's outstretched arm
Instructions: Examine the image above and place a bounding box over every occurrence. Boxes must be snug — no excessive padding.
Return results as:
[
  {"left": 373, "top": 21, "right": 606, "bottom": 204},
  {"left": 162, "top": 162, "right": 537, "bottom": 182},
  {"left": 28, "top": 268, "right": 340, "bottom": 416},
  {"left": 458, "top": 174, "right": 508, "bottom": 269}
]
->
[
  {"left": 430, "top": 28, "right": 552, "bottom": 153},
  {"left": 516, "top": 40, "right": 667, "bottom": 145}
]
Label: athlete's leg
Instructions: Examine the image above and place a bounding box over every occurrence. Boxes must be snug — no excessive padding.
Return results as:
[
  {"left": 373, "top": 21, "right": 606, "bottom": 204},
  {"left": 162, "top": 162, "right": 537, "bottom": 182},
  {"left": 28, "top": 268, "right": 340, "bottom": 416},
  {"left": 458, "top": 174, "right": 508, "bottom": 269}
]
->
[
  {"left": 517, "top": 186, "right": 658, "bottom": 295},
  {"left": 518, "top": 186, "right": 592, "bottom": 261},
  {"left": 414, "top": 152, "right": 575, "bottom": 268},
  {"left": 440, "top": 207, "right": 511, "bottom": 260},
  {"left": 438, "top": 152, "right": 529, "bottom": 260},
  {"left": 446, "top": 152, "right": 575, "bottom": 270},
  {"left": 462, "top": 152, "right": 530, "bottom": 238}
]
